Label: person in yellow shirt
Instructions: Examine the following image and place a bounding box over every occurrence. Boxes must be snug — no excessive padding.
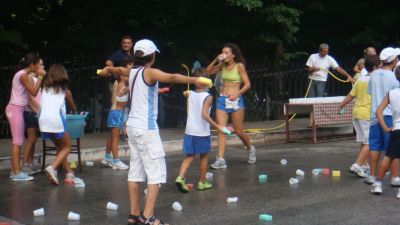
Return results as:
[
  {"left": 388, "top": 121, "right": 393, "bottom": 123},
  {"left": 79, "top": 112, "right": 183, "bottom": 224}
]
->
[{"left": 339, "top": 55, "right": 381, "bottom": 178}]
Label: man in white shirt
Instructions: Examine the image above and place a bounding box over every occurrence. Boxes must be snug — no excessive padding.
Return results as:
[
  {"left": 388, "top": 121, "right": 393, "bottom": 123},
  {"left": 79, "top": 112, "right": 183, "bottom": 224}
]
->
[{"left": 305, "top": 43, "right": 354, "bottom": 97}]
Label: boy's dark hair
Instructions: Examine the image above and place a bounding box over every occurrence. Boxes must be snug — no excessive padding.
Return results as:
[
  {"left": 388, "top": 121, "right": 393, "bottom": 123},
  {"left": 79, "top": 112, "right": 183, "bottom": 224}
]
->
[
  {"left": 43, "top": 64, "right": 69, "bottom": 94},
  {"left": 133, "top": 50, "right": 154, "bottom": 66},
  {"left": 192, "top": 68, "right": 208, "bottom": 78},
  {"left": 364, "top": 55, "right": 381, "bottom": 72},
  {"left": 121, "top": 56, "right": 134, "bottom": 67}
]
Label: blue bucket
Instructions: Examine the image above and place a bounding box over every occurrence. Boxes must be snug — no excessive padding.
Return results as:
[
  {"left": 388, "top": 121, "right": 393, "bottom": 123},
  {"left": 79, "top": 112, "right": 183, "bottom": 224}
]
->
[{"left": 66, "top": 112, "right": 89, "bottom": 139}]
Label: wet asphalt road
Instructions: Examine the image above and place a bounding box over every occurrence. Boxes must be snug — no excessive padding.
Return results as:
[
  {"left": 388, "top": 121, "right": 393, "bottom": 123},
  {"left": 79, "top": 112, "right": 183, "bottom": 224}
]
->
[{"left": 1, "top": 139, "right": 400, "bottom": 225}]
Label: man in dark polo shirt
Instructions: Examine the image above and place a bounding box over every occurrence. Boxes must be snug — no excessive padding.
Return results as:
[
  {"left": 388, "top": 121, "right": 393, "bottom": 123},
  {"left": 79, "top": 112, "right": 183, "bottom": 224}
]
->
[{"left": 105, "top": 35, "right": 133, "bottom": 66}]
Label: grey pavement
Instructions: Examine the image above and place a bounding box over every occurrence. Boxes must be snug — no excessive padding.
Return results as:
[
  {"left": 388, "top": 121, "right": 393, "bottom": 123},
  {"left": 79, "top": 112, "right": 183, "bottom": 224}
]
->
[{"left": 1, "top": 139, "right": 400, "bottom": 225}]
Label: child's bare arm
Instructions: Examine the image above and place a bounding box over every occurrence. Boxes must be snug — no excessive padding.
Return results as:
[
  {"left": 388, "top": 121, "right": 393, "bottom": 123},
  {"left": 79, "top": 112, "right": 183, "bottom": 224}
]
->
[
  {"left": 376, "top": 94, "right": 391, "bottom": 132},
  {"left": 65, "top": 89, "right": 77, "bottom": 114},
  {"left": 201, "top": 96, "right": 223, "bottom": 132}
]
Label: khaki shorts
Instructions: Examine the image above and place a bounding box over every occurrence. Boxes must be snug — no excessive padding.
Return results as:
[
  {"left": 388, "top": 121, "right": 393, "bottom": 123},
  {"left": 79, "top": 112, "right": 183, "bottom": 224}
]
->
[
  {"left": 352, "top": 119, "right": 370, "bottom": 144},
  {"left": 127, "top": 127, "right": 166, "bottom": 184}
]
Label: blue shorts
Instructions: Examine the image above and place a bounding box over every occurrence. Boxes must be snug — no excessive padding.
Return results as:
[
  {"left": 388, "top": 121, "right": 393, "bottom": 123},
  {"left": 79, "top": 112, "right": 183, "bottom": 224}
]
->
[
  {"left": 107, "top": 109, "right": 124, "bottom": 129},
  {"left": 216, "top": 96, "right": 245, "bottom": 113},
  {"left": 369, "top": 116, "right": 393, "bottom": 151},
  {"left": 182, "top": 134, "right": 211, "bottom": 155},
  {"left": 41, "top": 132, "right": 65, "bottom": 140},
  {"left": 40, "top": 112, "right": 67, "bottom": 140}
]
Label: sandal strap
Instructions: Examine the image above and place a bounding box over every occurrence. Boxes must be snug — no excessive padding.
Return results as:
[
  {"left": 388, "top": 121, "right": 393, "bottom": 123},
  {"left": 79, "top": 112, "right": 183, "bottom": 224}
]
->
[
  {"left": 145, "top": 215, "right": 167, "bottom": 225},
  {"left": 128, "top": 214, "right": 139, "bottom": 225}
]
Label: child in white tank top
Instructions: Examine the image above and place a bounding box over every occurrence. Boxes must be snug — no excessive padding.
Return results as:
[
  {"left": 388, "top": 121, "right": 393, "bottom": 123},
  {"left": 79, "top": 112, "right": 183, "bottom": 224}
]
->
[{"left": 175, "top": 69, "right": 224, "bottom": 193}]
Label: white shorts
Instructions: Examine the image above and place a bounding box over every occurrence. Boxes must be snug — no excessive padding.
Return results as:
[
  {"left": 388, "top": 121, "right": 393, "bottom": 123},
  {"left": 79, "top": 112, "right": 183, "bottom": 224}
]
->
[
  {"left": 127, "top": 127, "right": 166, "bottom": 184},
  {"left": 352, "top": 119, "right": 370, "bottom": 144}
]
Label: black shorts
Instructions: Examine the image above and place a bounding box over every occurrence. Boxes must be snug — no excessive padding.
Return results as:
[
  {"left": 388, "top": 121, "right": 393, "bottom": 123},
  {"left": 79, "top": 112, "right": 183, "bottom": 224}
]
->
[
  {"left": 386, "top": 130, "right": 400, "bottom": 158},
  {"left": 23, "top": 111, "right": 39, "bottom": 129}
]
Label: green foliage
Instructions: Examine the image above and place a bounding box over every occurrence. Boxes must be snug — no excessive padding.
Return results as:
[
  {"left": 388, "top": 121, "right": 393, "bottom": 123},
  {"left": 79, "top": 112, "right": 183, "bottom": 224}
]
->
[{"left": 226, "top": 0, "right": 263, "bottom": 11}]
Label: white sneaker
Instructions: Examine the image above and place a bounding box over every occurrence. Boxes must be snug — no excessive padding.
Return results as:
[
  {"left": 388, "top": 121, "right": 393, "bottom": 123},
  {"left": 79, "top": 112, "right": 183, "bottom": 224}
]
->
[
  {"left": 371, "top": 182, "right": 383, "bottom": 194},
  {"left": 21, "top": 164, "right": 36, "bottom": 176},
  {"left": 10, "top": 171, "right": 34, "bottom": 181},
  {"left": 101, "top": 154, "right": 114, "bottom": 168},
  {"left": 349, "top": 164, "right": 367, "bottom": 178},
  {"left": 45, "top": 166, "right": 59, "bottom": 185},
  {"left": 247, "top": 146, "right": 256, "bottom": 164},
  {"left": 391, "top": 177, "right": 400, "bottom": 187},
  {"left": 364, "top": 175, "right": 375, "bottom": 185},
  {"left": 112, "top": 159, "right": 129, "bottom": 170},
  {"left": 210, "top": 158, "right": 227, "bottom": 169}
]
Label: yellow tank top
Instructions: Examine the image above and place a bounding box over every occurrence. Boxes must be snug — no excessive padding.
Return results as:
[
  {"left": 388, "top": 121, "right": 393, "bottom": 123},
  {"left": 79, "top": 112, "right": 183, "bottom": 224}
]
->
[{"left": 222, "top": 64, "right": 241, "bottom": 82}]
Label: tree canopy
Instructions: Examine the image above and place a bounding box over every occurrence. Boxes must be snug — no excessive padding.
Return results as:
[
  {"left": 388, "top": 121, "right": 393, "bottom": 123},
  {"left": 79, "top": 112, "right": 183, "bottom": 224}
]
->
[{"left": 0, "top": 0, "right": 399, "bottom": 65}]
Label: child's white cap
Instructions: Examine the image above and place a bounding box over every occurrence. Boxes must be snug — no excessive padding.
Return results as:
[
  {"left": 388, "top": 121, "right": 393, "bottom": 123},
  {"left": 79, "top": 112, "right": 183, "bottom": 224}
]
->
[
  {"left": 380, "top": 47, "right": 400, "bottom": 63},
  {"left": 134, "top": 39, "right": 160, "bottom": 56}
]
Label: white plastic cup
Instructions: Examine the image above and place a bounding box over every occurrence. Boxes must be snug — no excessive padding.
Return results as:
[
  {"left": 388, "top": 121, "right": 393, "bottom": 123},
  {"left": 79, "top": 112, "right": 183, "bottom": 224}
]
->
[
  {"left": 85, "top": 161, "right": 94, "bottom": 166},
  {"left": 106, "top": 202, "right": 118, "bottom": 210},
  {"left": 33, "top": 208, "right": 44, "bottom": 217},
  {"left": 172, "top": 202, "right": 182, "bottom": 211},
  {"left": 280, "top": 159, "right": 287, "bottom": 165},
  {"left": 226, "top": 197, "right": 238, "bottom": 203},
  {"left": 206, "top": 172, "right": 213, "bottom": 181},
  {"left": 296, "top": 169, "right": 305, "bottom": 176},
  {"left": 68, "top": 212, "right": 80, "bottom": 221},
  {"left": 289, "top": 178, "right": 299, "bottom": 185}
]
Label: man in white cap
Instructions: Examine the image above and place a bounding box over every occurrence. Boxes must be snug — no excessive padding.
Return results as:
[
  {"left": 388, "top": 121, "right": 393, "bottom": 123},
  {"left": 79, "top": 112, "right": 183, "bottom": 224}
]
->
[
  {"left": 368, "top": 47, "right": 400, "bottom": 194},
  {"left": 99, "top": 39, "right": 205, "bottom": 225}
]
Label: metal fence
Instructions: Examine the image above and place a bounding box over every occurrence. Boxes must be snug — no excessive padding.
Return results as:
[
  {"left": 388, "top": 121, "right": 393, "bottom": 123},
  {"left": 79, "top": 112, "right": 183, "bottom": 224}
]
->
[{"left": 0, "top": 58, "right": 354, "bottom": 138}]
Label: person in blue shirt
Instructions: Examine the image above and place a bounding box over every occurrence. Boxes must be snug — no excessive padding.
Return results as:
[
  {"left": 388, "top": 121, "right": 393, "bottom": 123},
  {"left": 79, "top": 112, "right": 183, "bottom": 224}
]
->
[{"left": 106, "top": 35, "right": 133, "bottom": 67}]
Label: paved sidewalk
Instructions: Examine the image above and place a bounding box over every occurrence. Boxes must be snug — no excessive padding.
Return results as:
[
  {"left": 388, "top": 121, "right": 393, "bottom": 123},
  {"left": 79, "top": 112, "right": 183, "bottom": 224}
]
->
[{"left": 0, "top": 119, "right": 354, "bottom": 170}]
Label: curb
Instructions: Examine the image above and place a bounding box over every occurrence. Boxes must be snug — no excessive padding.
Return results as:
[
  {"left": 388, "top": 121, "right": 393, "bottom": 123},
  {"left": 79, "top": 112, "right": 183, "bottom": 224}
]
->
[{"left": 0, "top": 125, "right": 354, "bottom": 170}]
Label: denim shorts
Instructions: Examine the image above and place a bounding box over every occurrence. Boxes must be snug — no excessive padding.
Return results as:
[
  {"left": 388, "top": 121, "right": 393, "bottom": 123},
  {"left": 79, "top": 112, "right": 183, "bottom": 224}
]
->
[
  {"left": 107, "top": 109, "right": 124, "bottom": 129},
  {"left": 369, "top": 116, "right": 393, "bottom": 151},
  {"left": 216, "top": 96, "right": 245, "bottom": 113},
  {"left": 23, "top": 111, "right": 38, "bottom": 129}
]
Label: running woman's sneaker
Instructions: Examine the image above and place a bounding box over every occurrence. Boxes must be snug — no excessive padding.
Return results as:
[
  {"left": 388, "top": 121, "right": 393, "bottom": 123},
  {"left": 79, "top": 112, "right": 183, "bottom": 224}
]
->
[
  {"left": 210, "top": 158, "right": 227, "bottom": 169},
  {"left": 197, "top": 180, "right": 213, "bottom": 190},
  {"left": 101, "top": 154, "right": 114, "bottom": 167},
  {"left": 112, "top": 159, "right": 129, "bottom": 170},
  {"left": 248, "top": 145, "right": 256, "bottom": 164},
  {"left": 44, "top": 166, "right": 59, "bottom": 185},
  {"left": 349, "top": 163, "right": 367, "bottom": 178},
  {"left": 391, "top": 176, "right": 400, "bottom": 187},
  {"left": 10, "top": 171, "right": 34, "bottom": 181},
  {"left": 371, "top": 181, "right": 383, "bottom": 194}
]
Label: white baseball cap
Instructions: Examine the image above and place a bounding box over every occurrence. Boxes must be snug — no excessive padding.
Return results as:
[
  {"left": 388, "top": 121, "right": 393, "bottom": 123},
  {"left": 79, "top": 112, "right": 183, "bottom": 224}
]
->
[
  {"left": 134, "top": 39, "right": 160, "bottom": 56},
  {"left": 379, "top": 47, "right": 400, "bottom": 63}
]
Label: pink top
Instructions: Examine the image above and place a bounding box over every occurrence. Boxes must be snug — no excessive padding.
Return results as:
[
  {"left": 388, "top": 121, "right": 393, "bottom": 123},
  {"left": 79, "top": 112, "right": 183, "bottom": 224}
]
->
[
  {"left": 9, "top": 70, "right": 28, "bottom": 106},
  {"left": 24, "top": 75, "right": 41, "bottom": 112}
]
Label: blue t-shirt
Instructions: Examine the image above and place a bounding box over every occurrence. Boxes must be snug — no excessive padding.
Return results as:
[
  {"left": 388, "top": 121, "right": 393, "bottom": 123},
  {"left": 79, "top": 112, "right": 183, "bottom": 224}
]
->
[
  {"left": 368, "top": 68, "right": 399, "bottom": 124},
  {"left": 108, "top": 49, "right": 131, "bottom": 67}
]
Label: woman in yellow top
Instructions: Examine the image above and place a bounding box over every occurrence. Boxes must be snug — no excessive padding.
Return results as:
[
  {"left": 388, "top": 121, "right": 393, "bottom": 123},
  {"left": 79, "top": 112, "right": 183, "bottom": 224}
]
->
[{"left": 206, "top": 43, "right": 256, "bottom": 169}]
